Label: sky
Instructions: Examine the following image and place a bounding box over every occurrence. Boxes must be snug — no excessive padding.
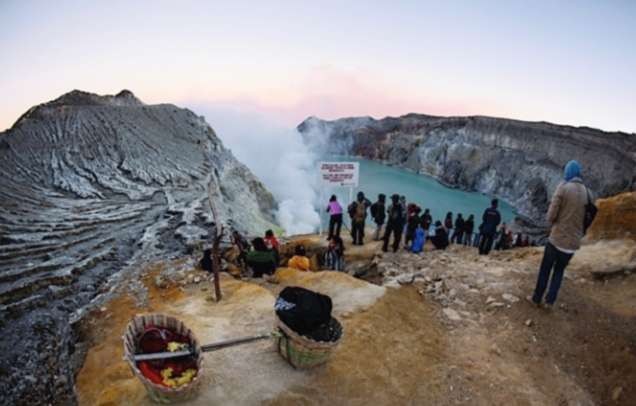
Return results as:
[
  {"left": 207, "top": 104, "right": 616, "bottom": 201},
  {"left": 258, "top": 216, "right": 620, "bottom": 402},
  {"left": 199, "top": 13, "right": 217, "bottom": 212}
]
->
[{"left": 1, "top": 0, "right": 635, "bottom": 133}]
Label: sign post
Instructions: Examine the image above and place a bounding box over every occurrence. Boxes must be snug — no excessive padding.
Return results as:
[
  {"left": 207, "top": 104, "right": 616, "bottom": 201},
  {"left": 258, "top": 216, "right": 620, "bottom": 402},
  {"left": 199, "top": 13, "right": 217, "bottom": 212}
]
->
[{"left": 319, "top": 162, "right": 360, "bottom": 236}]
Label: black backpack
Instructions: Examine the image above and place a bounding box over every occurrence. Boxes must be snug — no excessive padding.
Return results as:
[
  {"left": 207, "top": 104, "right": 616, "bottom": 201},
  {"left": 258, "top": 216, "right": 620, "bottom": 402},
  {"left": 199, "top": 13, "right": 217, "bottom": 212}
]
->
[
  {"left": 583, "top": 188, "right": 597, "bottom": 234},
  {"left": 276, "top": 287, "right": 332, "bottom": 335}
]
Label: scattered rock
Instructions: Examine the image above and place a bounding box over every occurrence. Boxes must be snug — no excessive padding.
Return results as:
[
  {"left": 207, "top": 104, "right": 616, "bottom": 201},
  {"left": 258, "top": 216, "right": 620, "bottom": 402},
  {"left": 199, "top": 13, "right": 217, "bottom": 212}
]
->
[
  {"left": 612, "top": 386, "right": 623, "bottom": 401},
  {"left": 488, "top": 302, "right": 505, "bottom": 308},
  {"left": 525, "top": 319, "right": 533, "bottom": 327},
  {"left": 486, "top": 296, "right": 496, "bottom": 305},
  {"left": 502, "top": 293, "right": 520, "bottom": 303},
  {"left": 193, "top": 276, "right": 202, "bottom": 284},
  {"left": 443, "top": 308, "right": 462, "bottom": 322},
  {"left": 154, "top": 275, "right": 168, "bottom": 289}
]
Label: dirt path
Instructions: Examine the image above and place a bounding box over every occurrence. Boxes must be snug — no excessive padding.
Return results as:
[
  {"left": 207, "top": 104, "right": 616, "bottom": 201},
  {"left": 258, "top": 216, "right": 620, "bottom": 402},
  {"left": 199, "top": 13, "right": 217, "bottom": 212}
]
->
[{"left": 74, "top": 236, "right": 636, "bottom": 405}]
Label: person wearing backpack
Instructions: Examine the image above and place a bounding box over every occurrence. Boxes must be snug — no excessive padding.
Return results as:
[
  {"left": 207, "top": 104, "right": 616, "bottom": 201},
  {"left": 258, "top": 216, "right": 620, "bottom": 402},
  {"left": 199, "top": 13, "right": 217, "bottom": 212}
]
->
[
  {"left": 348, "top": 191, "right": 371, "bottom": 245},
  {"left": 530, "top": 160, "right": 595, "bottom": 308},
  {"left": 382, "top": 194, "right": 405, "bottom": 252},
  {"left": 370, "top": 194, "right": 386, "bottom": 241}
]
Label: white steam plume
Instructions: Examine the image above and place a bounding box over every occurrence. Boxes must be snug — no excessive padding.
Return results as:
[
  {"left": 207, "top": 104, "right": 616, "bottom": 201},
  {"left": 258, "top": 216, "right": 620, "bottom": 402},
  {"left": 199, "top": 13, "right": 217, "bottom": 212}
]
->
[{"left": 194, "top": 106, "right": 321, "bottom": 235}]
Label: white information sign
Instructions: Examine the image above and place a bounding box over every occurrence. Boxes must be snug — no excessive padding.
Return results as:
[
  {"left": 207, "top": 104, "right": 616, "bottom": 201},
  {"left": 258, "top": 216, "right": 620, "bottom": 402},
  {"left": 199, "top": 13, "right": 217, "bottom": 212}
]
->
[{"left": 319, "top": 162, "right": 359, "bottom": 187}]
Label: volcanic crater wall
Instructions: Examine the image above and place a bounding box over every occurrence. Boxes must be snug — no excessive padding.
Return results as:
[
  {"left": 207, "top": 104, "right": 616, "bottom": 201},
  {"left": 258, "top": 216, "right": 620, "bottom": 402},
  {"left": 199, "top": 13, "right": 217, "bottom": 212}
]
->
[
  {"left": 0, "top": 90, "right": 276, "bottom": 404},
  {"left": 298, "top": 114, "right": 636, "bottom": 223}
]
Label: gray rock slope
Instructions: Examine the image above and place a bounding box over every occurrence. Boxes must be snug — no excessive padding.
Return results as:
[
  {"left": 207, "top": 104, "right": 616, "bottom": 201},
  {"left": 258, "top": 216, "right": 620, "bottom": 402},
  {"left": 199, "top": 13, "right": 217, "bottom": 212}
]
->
[
  {"left": 0, "top": 90, "right": 276, "bottom": 404},
  {"left": 299, "top": 114, "right": 636, "bottom": 223}
]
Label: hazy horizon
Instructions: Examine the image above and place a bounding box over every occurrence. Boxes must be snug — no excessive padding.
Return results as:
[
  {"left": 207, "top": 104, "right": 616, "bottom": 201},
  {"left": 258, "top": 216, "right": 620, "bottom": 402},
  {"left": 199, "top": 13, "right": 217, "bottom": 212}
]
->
[{"left": 1, "top": 0, "right": 635, "bottom": 133}]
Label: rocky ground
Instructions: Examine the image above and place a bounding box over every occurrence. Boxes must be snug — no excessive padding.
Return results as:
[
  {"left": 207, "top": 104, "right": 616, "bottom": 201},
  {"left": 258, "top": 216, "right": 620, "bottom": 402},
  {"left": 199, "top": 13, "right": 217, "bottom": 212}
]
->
[
  {"left": 0, "top": 90, "right": 277, "bottom": 405},
  {"left": 73, "top": 229, "right": 636, "bottom": 405}
]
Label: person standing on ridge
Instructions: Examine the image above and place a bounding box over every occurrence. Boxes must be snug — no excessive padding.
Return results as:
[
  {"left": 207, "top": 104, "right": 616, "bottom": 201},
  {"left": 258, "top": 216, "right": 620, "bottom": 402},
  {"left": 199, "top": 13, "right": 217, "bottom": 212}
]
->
[
  {"left": 348, "top": 191, "right": 371, "bottom": 245},
  {"left": 451, "top": 213, "right": 465, "bottom": 244},
  {"left": 326, "top": 195, "right": 343, "bottom": 240},
  {"left": 463, "top": 214, "right": 475, "bottom": 246},
  {"left": 478, "top": 199, "right": 501, "bottom": 255},
  {"left": 444, "top": 212, "right": 454, "bottom": 234},
  {"left": 382, "top": 194, "right": 405, "bottom": 252},
  {"left": 370, "top": 194, "right": 386, "bottom": 241},
  {"left": 421, "top": 208, "right": 432, "bottom": 232},
  {"left": 530, "top": 160, "right": 593, "bottom": 308}
]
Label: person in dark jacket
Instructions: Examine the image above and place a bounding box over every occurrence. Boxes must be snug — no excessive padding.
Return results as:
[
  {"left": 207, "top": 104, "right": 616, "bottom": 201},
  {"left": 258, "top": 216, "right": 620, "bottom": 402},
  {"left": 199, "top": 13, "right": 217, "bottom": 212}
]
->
[
  {"left": 463, "top": 215, "right": 475, "bottom": 246},
  {"left": 348, "top": 192, "right": 372, "bottom": 245},
  {"left": 451, "top": 213, "right": 465, "bottom": 244},
  {"left": 478, "top": 199, "right": 501, "bottom": 255},
  {"left": 432, "top": 221, "right": 449, "bottom": 250},
  {"left": 421, "top": 209, "right": 432, "bottom": 232},
  {"left": 444, "top": 212, "right": 453, "bottom": 232},
  {"left": 382, "top": 194, "right": 405, "bottom": 253},
  {"left": 370, "top": 194, "right": 386, "bottom": 241},
  {"left": 326, "top": 195, "right": 343, "bottom": 240}
]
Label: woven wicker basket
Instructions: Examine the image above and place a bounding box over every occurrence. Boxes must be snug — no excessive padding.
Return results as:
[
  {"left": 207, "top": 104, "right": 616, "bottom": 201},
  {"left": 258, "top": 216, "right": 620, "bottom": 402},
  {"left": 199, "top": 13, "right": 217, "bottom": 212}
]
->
[
  {"left": 276, "top": 317, "right": 342, "bottom": 369},
  {"left": 123, "top": 314, "right": 203, "bottom": 404}
]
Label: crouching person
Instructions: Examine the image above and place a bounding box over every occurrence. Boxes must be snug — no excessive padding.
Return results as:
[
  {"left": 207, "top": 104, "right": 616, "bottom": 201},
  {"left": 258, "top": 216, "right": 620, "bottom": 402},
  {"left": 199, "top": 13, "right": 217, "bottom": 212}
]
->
[
  {"left": 288, "top": 245, "right": 311, "bottom": 271},
  {"left": 246, "top": 237, "right": 277, "bottom": 278}
]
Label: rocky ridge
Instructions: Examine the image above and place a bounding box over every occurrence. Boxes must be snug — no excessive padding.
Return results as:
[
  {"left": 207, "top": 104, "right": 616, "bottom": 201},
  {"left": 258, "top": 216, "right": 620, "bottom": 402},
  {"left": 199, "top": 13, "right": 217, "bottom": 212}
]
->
[
  {"left": 0, "top": 90, "right": 277, "bottom": 405},
  {"left": 298, "top": 114, "right": 636, "bottom": 224}
]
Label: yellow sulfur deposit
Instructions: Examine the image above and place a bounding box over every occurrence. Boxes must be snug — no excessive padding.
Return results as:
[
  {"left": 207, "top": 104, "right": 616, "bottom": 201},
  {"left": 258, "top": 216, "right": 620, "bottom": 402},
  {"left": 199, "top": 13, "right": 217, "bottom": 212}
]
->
[
  {"left": 160, "top": 368, "right": 197, "bottom": 387},
  {"left": 166, "top": 342, "right": 188, "bottom": 352}
]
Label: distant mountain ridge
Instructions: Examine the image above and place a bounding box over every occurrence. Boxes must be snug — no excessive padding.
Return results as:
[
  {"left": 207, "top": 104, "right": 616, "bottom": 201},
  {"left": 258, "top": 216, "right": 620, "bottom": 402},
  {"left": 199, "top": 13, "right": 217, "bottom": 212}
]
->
[
  {"left": 298, "top": 114, "right": 636, "bottom": 223},
  {"left": 0, "top": 90, "right": 277, "bottom": 404}
]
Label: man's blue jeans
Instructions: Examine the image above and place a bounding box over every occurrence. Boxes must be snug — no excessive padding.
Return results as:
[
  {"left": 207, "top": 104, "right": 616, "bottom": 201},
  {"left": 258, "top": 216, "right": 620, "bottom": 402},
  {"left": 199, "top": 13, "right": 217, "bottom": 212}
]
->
[{"left": 532, "top": 242, "right": 574, "bottom": 305}]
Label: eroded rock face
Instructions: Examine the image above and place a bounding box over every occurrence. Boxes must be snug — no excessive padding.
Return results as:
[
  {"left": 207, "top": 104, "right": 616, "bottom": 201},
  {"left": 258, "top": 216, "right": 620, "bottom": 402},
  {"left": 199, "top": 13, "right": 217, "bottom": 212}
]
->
[
  {"left": 0, "top": 90, "right": 277, "bottom": 404},
  {"left": 298, "top": 115, "right": 636, "bottom": 223}
]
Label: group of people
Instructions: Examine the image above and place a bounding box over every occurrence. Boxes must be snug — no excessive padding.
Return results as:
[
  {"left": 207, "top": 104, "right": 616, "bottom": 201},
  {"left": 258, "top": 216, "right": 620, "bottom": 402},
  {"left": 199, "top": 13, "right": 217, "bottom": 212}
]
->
[
  {"left": 220, "top": 160, "right": 592, "bottom": 310},
  {"left": 325, "top": 191, "right": 531, "bottom": 256}
]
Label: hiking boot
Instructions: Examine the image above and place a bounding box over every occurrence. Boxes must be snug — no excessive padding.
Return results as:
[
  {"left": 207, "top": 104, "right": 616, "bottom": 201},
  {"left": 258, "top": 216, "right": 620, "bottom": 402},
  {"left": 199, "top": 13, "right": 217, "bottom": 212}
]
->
[{"left": 525, "top": 295, "right": 541, "bottom": 308}]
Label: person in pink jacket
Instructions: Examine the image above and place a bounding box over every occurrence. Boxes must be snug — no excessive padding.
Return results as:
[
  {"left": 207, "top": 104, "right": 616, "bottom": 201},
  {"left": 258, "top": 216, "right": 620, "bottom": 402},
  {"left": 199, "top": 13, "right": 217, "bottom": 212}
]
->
[{"left": 326, "top": 195, "right": 343, "bottom": 240}]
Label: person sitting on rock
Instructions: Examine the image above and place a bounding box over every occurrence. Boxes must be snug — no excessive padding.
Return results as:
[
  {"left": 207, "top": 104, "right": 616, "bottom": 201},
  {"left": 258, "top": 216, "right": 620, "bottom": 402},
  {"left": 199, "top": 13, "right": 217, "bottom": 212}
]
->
[
  {"left": 246, "top": 237, "right": 277, "bottom": 278},
  {"left": 288, "top": 244, "right": 311, "bottom": 271},
  {"left": 324, "top": 236, "right": 345, "bottom": 271},
  {"left": 410, "top": 223, "right": 426, "bottom": 253},
  {"left": 432, "top": 221, "right": 449, "bottom": 250}
]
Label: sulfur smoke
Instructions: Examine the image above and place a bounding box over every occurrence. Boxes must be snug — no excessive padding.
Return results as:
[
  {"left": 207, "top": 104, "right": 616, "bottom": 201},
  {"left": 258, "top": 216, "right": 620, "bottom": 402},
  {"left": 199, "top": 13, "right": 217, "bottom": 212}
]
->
[{"left": 195, "top": 106, "right": 322, "bottom": 235}]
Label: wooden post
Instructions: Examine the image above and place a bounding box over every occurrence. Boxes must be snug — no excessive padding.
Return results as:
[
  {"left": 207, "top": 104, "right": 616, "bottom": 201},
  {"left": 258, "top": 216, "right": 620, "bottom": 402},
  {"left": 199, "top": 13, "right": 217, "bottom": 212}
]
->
[{"left": 207, "top": 180, "right": 223, "bottom": 302}]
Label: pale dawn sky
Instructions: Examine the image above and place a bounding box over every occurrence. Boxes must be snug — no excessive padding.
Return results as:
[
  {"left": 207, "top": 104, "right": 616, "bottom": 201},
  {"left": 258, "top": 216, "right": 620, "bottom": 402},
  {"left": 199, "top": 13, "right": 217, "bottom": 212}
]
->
[{"left": 1, "top": 0, "right": 635, "bottom": 132}]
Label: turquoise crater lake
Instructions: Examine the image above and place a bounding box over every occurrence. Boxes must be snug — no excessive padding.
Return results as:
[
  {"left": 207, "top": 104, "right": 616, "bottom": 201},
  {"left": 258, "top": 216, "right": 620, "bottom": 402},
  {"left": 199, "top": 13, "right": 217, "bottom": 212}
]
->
[{"left": 318, "top": 158, "right": 516, "bottom": 230}]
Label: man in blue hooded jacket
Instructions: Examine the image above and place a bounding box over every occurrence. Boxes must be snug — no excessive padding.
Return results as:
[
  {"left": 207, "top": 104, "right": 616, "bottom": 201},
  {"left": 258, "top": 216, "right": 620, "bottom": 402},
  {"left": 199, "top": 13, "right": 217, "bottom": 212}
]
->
[{"left": 530, "top": 160, "right": 590, "bottom": 308}]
